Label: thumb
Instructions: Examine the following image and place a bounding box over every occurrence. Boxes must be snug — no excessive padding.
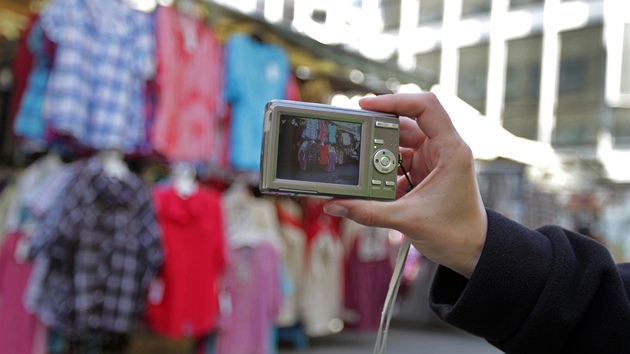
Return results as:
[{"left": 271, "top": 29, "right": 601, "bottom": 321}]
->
[{"left": 323, "top": 198, "right": 399, "bottom": 229}]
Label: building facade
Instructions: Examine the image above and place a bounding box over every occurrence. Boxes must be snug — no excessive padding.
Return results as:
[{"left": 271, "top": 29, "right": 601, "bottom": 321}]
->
[{"left": 218, "top": 0, "right": 630, "bottom": 254}]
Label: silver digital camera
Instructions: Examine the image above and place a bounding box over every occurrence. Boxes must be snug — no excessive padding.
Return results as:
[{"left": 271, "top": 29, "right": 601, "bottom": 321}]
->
[{"left": 260, "top": 100, "right": 400, "bottom": 200}]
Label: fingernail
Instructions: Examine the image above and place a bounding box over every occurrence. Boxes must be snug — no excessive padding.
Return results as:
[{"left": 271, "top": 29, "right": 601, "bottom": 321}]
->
[{"left": 324, "top": 203, "right": 348, "bottom": 217}]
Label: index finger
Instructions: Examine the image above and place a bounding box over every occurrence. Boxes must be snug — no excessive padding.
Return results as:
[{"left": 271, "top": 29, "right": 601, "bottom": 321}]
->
[{"left": 359, "top": 93, "right": 458, "bottom": 142}]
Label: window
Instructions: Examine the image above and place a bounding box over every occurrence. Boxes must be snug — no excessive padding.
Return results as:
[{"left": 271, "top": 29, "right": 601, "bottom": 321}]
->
[
  {"left": 462, "top": 0, "right": 491, "bottom": 17},
  {"left": 554, "top": 27, "right": 605, "bottom": 146},
  {"left": 418, "top": 0, "right": 443, "bottom": 24},
  {"left": 559, "top": 58, "right": 588, "bottom": 93},
  {"left": 415, "top": 51, "right": 441, "bottom": 80},
  {"left": 381, "top": 0, "right": 401, "bottom": 30},
  {"left": 458, "top": 44, "right": 489, "bottom": 114},
  {"left": 509, "top": 0, "right": 543, "bottom": 10},
  {"left": 612, "top": 108, "right": 630, "bottom": 148},
  {"left": 503, "top": 36, "right": 542, "bottom": 140}
]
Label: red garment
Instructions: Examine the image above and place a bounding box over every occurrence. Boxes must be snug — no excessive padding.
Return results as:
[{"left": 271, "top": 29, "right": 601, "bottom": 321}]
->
[
  {"left": 318, "top": 144, "right": 328, "bottom": 165},
  {"left": 302, "top": 198, "right": 341, "bottom": 245},
  {"left": 0, "top": 232, "right": 38, "bottom": 354},
  {"left": 9, "top": 14, "right": 37, "bottom": 126},
  {"left": 145, "top": 185, "right": 227, "bottom": 338},
  {"left": 284, "top": 72, "right": 301, "bottom": 101}
]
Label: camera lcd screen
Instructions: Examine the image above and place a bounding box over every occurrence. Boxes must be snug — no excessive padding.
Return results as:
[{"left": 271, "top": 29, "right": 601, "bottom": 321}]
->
[{"left": 276, "top": 114, "right": 362, "bottom": 186}]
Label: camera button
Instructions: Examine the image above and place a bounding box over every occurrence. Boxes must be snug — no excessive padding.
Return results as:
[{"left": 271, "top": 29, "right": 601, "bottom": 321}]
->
[
  {"left": 373, "top": 148, "right": 397, "bottom": 174},
  {"left": 376, "top": 121, "right": 399, "bottom": 129},
  {"left": 374, "top": 138, "right": 384, "bottom": 145},
  {"left": 371, "top": 179, "right": 382, "bottom": 185},
  {"left": 385, "top": 181, "right": 396, "bottom": 187}
]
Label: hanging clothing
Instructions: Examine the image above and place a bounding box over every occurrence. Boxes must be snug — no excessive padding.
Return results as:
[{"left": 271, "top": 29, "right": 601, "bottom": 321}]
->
[
  {"left": 302, "top": 118, "right": 318, "bottom": 140},
  {"left": 217, "top": 242, "right": 283, "bottom": 354},
  {"left": 222, "top": 183, "right": 283, "bottom": 252},
  {"left": 340, "top": 220, "right": 392, "bottom": 331},
  {"left": 22, "top": 161, "right": 84, "bottom": 324},
  {"left": 9, "top": 13, "right": 37, "bottom": 129},
  {"left": 224, "top": 33, "right": 290, "bottom": 171},
  {"left": 28, "top": 157, "right": 163, "bottom": 339},
  {"left": 13, "top": 19, "right": 53, "bottom": 143},
  {"left": 274, "top": 197, "right": 307, "bottom": 327},
  {"left": 301, "top": 199, "right": 344, "bottom": 337},
  {"left": 318, "top": 120, "right": 328, "bottom": 143},
  {"left": 0, "top": 179, "right": 17, "bottom": 245},
  {"left": 318, "top": 144, "right": 328, "bottom": 166},
  {"left": 326, "top": 146, "right": 336, "bottom": 172},
  {"left": 146, "top": 184, "right": 227, "bottom": 338},
  {"left": 301, "top": 229, "right": 344, "bottom": 337},
  {"left": 0, "top": 231, "right": 39, "bottom": 354},
  {"left": 328, "top": 124, "right": 337, "bottom": 144},
  {"left": 3, "top": 153, "right": 64, "bottom": 235},
  {"left": 39, "top": 0, "right": 156, "bottom": 153},
  {"left": 152, "top": 6, "right": 224, "bottom": 162},
  {"left": 341, "top": 132, "right": 351, "bottom": 146},
  {"left": 219, "top": 185, "right": 285, "bottom": 352}
]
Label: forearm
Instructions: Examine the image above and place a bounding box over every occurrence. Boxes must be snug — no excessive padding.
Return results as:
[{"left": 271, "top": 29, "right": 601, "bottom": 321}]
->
[{"left": 429, "top": 209, "right": 630, "bottom": 353}]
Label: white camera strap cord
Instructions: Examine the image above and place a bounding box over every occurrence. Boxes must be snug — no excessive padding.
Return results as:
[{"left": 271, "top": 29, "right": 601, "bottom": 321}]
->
[
  {"left": 374, "top": 158, "right": 414, "bottom": 353},
  {"left": 373, "top": 237, "right": 411, "bottom": 354}
]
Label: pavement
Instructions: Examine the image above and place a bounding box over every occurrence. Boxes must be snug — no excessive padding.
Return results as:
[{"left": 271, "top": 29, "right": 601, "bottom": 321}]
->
[{"left": 278, "top": 323, "right": 502, "bottom": 354}]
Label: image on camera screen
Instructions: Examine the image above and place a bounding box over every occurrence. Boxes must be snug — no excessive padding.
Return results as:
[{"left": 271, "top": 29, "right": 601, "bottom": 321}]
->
[{"left": 276, "top": 114, "right": 361, "bottom": 186}]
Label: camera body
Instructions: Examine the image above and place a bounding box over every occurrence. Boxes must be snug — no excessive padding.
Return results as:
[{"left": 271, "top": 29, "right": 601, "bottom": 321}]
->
[{"left": 260, "top": 99, "right": 399, "bottom": 200}]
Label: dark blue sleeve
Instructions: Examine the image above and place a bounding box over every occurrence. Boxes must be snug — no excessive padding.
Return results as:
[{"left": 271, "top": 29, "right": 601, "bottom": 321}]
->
[{"left": 429, "top": 208, "right": 630, "bottom": 353}]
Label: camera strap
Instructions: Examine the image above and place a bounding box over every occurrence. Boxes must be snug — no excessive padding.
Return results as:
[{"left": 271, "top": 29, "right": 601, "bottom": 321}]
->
[
  {"left": 374, "top": 155, "right": 414, "bottom": 353},
  {"left": 373, "top": 237, "right": 411, "bottom": 354}
]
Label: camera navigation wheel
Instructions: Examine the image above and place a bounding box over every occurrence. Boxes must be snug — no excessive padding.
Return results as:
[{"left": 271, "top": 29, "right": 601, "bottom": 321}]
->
[{"left": 373, "top": 149, "right": 397, "bottom": 174}]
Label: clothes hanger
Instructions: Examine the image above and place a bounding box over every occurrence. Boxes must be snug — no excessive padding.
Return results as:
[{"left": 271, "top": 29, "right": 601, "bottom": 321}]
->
[
  {"left": 170, "top": 161, "right": 198, "bottom": 198},
  {"left": 98, "top": 149, "right": 129, "bottom": 180}
]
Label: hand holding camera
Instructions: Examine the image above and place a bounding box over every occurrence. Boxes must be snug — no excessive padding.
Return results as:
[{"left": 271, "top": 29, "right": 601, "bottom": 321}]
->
[{"left": 322, "top": 93, "right": 487, "bottom": 279}]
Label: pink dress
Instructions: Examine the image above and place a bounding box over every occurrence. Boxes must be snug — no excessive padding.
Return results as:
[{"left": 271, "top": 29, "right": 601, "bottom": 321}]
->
[{"left": 217, "top": 242, "right": 282, "bottom": 354}]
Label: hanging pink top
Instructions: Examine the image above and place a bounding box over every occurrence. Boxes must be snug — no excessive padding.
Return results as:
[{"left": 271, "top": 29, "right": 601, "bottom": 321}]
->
[
  {"left": 0, "top": 232, "right": 38, "bottom": 354},
  {"left": 152, "top": 6, "right": 225, "bottom": 162}
]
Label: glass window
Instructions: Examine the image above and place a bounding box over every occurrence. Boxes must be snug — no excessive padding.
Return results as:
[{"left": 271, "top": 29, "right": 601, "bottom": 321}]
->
[
  {"left": 509, "top": 0, "right": 543, "bottom": 9},
  {"left": 462, "top": 0, "right": 491, "bottom": 17},
  {"left": 418, "top": 0, "right": 443, "bottom": 24},
  {"left": 554, "top": 27, "right": 605, "bottom": 147},
  {"left": 381, "top": 0, "right": 401, "bottom": 30},
  {"left": 612, "top": 108, "right": 630, "bottom": 149},
  {"left": 503, "top": 36, "right": 542, "bottom": 140},
  {"left": 458, "top": 44, "right": 489, "bottom": 114},
  {"left": 622, "top": 24, "right": 630, "bottom": 95},
  {"left": 415, "top": 50, "right": 441, "bottom": 80}
]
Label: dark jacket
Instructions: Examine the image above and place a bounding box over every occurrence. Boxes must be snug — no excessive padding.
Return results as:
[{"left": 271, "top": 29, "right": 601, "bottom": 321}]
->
[{"left": 430, "top": 209, "right": 630, "bottom": 353}]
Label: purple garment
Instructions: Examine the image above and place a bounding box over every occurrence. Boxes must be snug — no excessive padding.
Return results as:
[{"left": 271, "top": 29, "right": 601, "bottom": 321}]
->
[
  {"left": 0, "top": 232, "right": 37, "bottom": 354},
  {"left": 326, "top": 149, "right": 336, "bottom": 172},
  {"left": 344, "top": 238, "right": 392, "bottom": 331},
  {"left": 217, "top": 242, "right": 282, "bottom": 354}
]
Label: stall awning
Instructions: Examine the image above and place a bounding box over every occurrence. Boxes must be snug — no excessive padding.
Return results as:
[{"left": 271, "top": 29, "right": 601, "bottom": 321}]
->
[{"left": 204, "top": 1, "right": 438, "bottom": 93}]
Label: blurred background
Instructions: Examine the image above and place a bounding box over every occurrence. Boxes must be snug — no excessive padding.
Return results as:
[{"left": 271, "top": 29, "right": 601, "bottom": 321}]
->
[{"left": 0, "top": 0, "right": 628, "bottom": 353}]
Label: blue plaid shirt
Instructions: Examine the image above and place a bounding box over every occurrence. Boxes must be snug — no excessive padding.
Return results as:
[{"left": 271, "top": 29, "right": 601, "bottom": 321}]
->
[{"left": 40, "top": 0, "right": 156, "bottom": 153}]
